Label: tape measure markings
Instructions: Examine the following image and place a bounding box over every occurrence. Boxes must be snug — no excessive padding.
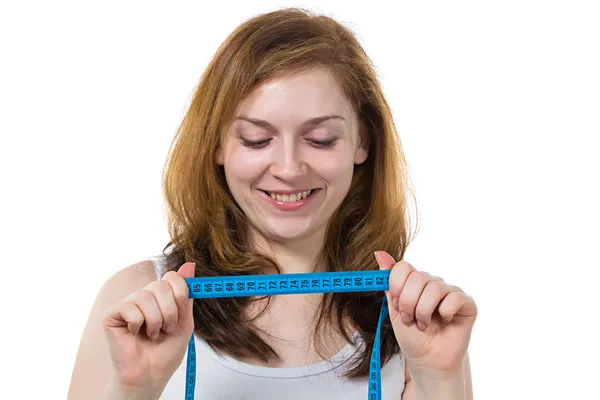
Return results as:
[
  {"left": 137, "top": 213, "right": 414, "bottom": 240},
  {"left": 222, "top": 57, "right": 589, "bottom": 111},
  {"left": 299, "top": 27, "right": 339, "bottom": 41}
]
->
[
  {"left": 186, "top": 270, "right": 389, "bottom": 298},
  {"left": 183, "top": 270, "right": 391, "bottom": 400}
]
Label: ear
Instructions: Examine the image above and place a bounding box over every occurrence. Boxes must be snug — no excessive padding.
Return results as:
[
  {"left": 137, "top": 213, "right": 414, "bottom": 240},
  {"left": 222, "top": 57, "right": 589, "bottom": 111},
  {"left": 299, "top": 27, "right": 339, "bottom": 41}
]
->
[{"left": 354, "top": 121, "right": 369, "bottom": 165}]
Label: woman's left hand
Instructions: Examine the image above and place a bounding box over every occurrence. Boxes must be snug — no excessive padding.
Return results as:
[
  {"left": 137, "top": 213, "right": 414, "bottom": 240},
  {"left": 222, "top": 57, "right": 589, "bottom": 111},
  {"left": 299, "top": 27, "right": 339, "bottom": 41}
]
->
[{"left": 374, "top": 251, "right": 478, "bottom": 379}]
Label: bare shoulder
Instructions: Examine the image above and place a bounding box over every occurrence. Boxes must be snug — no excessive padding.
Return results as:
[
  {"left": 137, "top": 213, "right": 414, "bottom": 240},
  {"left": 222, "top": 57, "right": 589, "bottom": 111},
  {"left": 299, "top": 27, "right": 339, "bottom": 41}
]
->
[
  {"left": 90, "top": 259, "right": 160, "bottom": 315},
  {"left": 67, "top": 259, "right": 159, "bottom": 400},
  {"left": 102, "top": 259, "right": 159, "bottom": 298}
]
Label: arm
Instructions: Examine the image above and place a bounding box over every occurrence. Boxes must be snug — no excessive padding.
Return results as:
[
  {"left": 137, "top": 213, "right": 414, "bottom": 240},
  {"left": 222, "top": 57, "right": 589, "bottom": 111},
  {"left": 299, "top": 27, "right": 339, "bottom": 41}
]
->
[
  {"left": 401, "top": 352, "right": 473, "bottom": 400},
  {"left": 67, "top": 261, "right": 157, "bottom": 400}
]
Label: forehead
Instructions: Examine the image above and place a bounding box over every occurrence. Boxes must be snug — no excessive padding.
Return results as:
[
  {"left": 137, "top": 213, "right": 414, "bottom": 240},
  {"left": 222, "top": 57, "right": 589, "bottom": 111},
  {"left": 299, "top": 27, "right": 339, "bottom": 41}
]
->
[{"left": 235, "top": 67, "right": 355, "bottom": 128}]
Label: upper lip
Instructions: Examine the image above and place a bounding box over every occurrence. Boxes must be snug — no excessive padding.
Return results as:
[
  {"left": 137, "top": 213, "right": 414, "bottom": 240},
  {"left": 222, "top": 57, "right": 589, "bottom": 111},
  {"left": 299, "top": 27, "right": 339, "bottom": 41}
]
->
[{"left": 259, "top": 189, "right": 319, "bottom": 194}]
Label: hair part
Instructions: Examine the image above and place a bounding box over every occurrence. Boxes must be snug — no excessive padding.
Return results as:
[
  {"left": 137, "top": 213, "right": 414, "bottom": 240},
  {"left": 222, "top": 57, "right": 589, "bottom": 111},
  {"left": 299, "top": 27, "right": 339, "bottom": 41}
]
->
[{"left": 159, "top": 6, "right": 419, "bottom": 378}]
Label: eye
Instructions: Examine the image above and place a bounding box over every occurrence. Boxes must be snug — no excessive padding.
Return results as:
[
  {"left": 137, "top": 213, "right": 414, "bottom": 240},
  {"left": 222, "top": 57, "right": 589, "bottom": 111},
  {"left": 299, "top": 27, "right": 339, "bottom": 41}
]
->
[
  {"left": 241, "top": 138, "right": 271, "bottom": 149},
  {"left": 306, "top": 138, "right": 337, "bottom": 148}
]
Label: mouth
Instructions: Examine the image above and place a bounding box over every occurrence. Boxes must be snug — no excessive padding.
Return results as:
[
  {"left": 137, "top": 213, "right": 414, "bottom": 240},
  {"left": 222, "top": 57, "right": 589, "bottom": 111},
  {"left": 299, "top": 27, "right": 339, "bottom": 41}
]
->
[{"left": 258, "top": 189, "right": 320, "bottom": 203}]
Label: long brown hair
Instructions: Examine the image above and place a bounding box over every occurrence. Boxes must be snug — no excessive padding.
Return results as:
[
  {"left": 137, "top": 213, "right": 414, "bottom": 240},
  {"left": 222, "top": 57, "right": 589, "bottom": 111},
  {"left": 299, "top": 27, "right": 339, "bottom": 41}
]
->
[{"left": 159, "top": 7, "right": 419, "bottom": 378}]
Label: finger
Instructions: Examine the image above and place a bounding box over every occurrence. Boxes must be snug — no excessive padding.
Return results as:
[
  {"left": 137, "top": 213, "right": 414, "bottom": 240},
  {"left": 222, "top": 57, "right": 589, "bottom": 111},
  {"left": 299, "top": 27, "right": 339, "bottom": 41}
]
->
[
  {"left": 176, "top": 262, "right": 196, "bottom": 323},
  {"left": 129, "top": 289, "right": 163, "bottom": 340},
  {"left": 374, "top": 251, "right": 395, "bottom": 308},
  {"left": 414, "top": 279, "right": 450, "bottom": 329},
  {"left": 163, "top": 269, "right": 191, "bottom": 318},
  {"left": 437, "top": 291, "right": 478, "bottom": 323},
  {"left": 105, "top": 300, "right": 144, "bottom": 335},
  {"left": 374, "top": 251, "right": 415, "bottom": 315},
  {"left": 398, "top": 271, "right": 434, "bottom": 325},
  {"left": 146, "top": 279, "right": 179, "bottom": 334}
]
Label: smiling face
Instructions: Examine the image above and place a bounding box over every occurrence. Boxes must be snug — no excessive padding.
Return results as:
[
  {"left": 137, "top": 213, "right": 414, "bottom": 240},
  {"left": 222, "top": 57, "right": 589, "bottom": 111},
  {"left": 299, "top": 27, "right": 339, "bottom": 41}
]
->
[{"left": 216, "top": 67, "right": 369, "bottom": 244}]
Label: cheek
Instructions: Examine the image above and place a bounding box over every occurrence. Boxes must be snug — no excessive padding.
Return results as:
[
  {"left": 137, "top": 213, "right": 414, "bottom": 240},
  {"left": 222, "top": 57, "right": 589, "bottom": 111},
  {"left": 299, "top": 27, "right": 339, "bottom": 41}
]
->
[
  {"left": 224, "top": 148, "right": 267, "bottom": 183},
  {"left": 310, "top": 149, "right": 355, "bottom": 182}
]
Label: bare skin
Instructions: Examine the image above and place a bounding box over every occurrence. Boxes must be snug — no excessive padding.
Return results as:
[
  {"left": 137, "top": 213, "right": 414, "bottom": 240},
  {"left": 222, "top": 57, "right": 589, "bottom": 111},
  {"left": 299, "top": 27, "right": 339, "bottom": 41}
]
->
[{"left": 68, "top": 67, "right": 474, "bottom": 399}]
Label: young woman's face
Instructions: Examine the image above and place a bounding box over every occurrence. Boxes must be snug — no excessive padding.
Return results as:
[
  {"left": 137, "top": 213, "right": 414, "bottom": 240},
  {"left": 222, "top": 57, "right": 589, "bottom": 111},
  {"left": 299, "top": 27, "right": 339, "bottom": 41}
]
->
[{"left": 217, "top": 67, "right": 369, "bottom": 243}]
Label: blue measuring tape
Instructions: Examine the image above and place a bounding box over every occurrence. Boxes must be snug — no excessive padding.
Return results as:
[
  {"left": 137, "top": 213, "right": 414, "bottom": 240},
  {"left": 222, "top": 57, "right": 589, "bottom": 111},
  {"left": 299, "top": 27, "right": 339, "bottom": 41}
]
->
[{"left": 184, "top": 270, "right": 390, "bottom": 400}]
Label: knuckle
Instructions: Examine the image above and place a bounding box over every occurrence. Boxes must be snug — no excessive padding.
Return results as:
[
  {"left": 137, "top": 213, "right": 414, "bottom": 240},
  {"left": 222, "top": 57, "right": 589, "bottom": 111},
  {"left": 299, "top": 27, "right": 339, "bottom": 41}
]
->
[
  {"left": 398, "top": 295, "right": 414, "bottom": 309},
  {"left": 175, "top": 292, "right": 188, "bottom": 308},
  {"left": 144, "top": 280, "right": 159, "bottom": 291},
  {"left": 398, "top": 260, "right": 416, "bottom": 272},
  {"left": 102, "top": 310, "right": 114, "bottom": 327},
  {"left": 152, "top": 279, "right": 172, "bottom": 293},
  {"left": 388, "top": 272, "right": 403, "bottom": 292},
  {"left": 126, "top": 316, "right": 144, "bottom": 329},
  {"left": 163, "top": 272, "right": 185, "bottom": 291},
  {"left": 408, "top": 270, "right": 424, "bottom": 282},
  {"left": 446, "top": 291, "right": 462, "bottom": 303},
  {"left": 162, "top": 303, "right": 179, "bottom": 322},
  {"left": 145, "top": 314, "right": 162, "bottom": 328},
  {"left": 418, "top": 271, "right": 433, "bottom": 281},
  {"left": 137, "top": 289, "right": 155, "bottom": 303},
  {"left": 167, "top": 278, "right": 186, "bottom": 299},
  {"left": 427, "top": 281, "right": 446, "bottom": 296},
  {"left": 404, "top": 269, "right": 417, "bottom": 280},
  {"left": 150, "top": 283, "right": 179, "bottom": 323},
  {"left": 106, "top": 300, "right": 123, "bottom": 315},
  {"left": 440, "top": 311, "right": 453, "bottom": 322},
  {"left": 163, "top": 270, "right": 180, "bottom": 281},
  {"left": 135, "top": 291, "right": 160, "bottom": 319},
  {"left": 129, "top": 311, "right": 143, "bottom": 325},
  {"left": 415, "top": 308, "right": 430, "bottom": 322}
]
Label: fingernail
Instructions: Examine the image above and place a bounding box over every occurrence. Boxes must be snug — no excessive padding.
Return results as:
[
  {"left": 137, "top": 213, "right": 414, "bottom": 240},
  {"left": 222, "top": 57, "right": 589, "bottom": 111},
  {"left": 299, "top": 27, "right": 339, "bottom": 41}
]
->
[
  {"left": 165, "top": 324, "right": 175, "bottom": 334},
  {"left": 151, "top": 332, "right": 159, "bottom": 341},
  {"left": 417, "top": 321, "right": 427, "bottom": 331},
  {"left": 374, "top": 252, "right": 382, "bottom": 264},
  {"left": 392, "top": 297, "right": 400, "bottom": 311},
  {"left": 401, "top": 312, "right": 412, "bottom": 324}
]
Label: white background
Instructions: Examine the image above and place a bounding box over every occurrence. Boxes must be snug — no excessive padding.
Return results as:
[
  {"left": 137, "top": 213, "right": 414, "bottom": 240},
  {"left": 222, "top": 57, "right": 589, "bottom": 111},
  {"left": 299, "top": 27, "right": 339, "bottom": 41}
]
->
[{"left": 1, "top": 1, "right": 598, "bottom": 398}]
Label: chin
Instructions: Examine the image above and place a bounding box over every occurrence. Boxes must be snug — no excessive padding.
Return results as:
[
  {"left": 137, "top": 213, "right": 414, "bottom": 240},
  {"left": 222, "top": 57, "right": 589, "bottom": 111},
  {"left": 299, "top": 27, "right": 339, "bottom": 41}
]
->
[{"left": 260, "top": 221, "right": 322, "bottom": 243}]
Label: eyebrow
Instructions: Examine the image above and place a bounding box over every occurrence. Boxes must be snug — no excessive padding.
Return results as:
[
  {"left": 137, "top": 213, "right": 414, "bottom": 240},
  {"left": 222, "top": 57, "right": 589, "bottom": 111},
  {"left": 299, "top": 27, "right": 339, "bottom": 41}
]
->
[{"left": 234, "top": 114, "right": 345, "bottom": 130}]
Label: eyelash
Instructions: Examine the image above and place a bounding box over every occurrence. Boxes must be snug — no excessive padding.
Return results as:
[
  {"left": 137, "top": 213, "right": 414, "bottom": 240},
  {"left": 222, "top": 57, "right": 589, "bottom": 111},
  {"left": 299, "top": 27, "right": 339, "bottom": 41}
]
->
[
  {"left": 241, "top": 139, "right": 271, "bottom": 149},
  {"left": 308, "top": 138, "right": 337, "bottom": 148},
  {"left": 241, "top": 138, "right": 337, "bottom": 149}
]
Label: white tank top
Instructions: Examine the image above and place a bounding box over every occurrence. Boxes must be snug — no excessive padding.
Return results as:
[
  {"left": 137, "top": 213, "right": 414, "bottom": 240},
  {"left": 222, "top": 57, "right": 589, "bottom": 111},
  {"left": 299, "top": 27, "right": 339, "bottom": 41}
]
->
[{"left": 150, "top": 255, "right": 405, "bottom": 399}]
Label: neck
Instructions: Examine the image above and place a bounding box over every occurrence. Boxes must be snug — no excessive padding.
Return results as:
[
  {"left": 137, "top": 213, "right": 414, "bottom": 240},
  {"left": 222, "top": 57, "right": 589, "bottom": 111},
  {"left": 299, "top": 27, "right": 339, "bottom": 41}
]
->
[{"left": 251, "top": 227, "right": 327, "bottom": 274}]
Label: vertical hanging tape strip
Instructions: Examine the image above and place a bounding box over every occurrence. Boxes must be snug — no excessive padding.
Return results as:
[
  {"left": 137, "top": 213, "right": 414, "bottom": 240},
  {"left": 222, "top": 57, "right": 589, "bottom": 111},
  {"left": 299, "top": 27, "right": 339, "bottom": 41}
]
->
[
  {"left": 185, "top": 333, "right": 196, "bottom": 400},
  {"left": 184, "top": 270, "right": 391, "bottom": 400}
]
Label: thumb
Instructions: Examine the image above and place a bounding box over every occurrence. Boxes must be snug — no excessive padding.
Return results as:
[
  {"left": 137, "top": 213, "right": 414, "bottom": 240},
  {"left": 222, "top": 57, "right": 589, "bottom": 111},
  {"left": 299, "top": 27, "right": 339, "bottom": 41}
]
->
[
  {"left": 374, "top": 250, "right": 396, "bottom": 271},
  {"left": 177, "top": 262, "right": 196, "bottom": 324},
  {"left": 374, "top": 251, "right": 397, "bottom": 315}
]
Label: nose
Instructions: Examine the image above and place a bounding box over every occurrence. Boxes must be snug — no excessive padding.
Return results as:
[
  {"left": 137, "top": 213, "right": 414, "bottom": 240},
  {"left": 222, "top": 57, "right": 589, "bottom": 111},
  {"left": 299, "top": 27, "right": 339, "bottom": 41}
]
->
[{"left": 269, "top": 139, "right": 307, "bottom": 182}]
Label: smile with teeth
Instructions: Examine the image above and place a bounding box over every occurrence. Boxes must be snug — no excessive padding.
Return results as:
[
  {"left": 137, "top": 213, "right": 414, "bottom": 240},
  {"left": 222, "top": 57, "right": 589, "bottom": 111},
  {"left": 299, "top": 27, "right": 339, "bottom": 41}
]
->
[{"left": 264, "top": 189, "right": 316, "bottom": 202}]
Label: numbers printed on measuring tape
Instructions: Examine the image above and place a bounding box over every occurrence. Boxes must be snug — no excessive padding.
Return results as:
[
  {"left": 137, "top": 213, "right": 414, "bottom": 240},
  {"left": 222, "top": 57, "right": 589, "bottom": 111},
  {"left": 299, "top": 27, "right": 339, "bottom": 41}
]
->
[
  {"left": 185, "top": 270, "right": 390, "bottom": 298},
  {"left": 183, "top": 270, "right": 391, "bottom": 400}
]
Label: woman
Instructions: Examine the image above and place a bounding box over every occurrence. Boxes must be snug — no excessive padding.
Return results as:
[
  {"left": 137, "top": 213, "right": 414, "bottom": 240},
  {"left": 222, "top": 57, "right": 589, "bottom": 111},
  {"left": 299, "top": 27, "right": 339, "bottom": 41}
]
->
[{"left": 68, "top": 7, "right": 477, "bottom": 400}]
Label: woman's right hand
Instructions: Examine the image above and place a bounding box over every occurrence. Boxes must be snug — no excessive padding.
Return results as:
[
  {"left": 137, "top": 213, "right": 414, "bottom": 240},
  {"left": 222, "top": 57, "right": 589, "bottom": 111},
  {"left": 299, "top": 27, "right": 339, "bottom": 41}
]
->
[{"left": 103, "top": 262, "right": 196, "bottom": 396}]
